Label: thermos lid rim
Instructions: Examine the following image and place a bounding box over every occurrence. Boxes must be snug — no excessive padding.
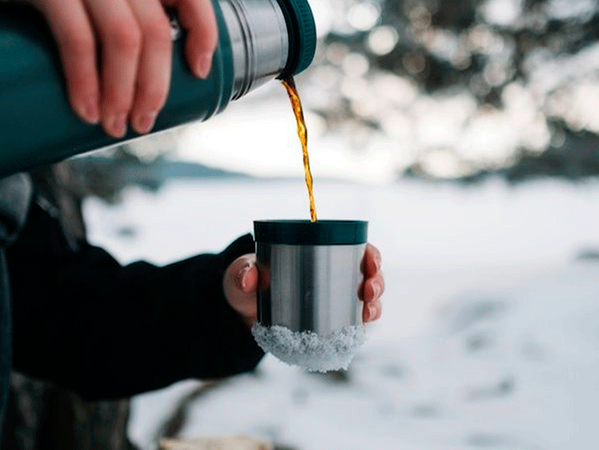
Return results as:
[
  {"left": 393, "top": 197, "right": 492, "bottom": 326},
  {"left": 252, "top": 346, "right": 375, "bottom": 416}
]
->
[
  {"left": 254, "top": 220, "right": 368, "bottom": 245},
  {"left": 275, "top": 0, "right": 317, "bottom": 76}
]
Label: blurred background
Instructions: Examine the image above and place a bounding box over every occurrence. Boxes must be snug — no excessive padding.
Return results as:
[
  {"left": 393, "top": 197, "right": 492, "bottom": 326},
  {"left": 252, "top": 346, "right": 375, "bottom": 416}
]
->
[
  {"left": 83, "top": 0, "right": 599, "bottom": 185},
  {"left": 49, "top": 0, "right": 599, "bottom": 449}
]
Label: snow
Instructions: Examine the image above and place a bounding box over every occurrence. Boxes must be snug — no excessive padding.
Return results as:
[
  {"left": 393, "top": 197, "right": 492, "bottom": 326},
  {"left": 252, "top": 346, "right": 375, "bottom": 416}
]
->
[
  {"left": 251, "top": 323, "right": 365, "bottom": 372},
  {"left": 83, "top": 177, "right": 599, "bottom": 450}
]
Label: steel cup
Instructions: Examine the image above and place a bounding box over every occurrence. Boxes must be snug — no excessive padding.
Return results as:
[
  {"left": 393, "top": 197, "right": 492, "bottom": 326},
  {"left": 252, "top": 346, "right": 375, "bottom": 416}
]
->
[{"left": 254, "top": 220, "right": 368, "bottom": 335}]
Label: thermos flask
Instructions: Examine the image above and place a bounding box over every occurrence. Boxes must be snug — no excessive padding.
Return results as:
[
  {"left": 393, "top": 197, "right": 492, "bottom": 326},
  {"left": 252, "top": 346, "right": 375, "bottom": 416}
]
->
[{"left": 0, "top": 0, "right": 316, "bottom": 177}]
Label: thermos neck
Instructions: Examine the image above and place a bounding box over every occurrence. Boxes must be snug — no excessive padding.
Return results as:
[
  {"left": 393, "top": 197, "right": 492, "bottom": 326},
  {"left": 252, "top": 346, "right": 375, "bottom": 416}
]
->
[{"left": 219, "top": 0, "right": 289, "bottom": 99}]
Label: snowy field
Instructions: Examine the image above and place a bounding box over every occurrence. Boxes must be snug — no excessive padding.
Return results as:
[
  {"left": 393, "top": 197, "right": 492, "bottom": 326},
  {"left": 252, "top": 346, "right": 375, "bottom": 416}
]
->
[{"left": 84, "top": 177, "right": 599, "bottom": 450}]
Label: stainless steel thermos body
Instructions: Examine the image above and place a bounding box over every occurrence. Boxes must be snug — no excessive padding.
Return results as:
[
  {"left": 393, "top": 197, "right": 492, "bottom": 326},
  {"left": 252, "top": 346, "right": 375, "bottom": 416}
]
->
[
  {"left": 221, "top": 0, "right": 290, "bottom": 99},
  {"left": 0, "top": 0, "right": 316, "bottom": 177}
]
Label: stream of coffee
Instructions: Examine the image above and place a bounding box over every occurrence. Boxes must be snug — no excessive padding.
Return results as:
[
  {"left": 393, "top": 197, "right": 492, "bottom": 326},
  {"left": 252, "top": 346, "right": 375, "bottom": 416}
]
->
[{"left": 282, "top": 76, "right": 317, "bottom": 222}]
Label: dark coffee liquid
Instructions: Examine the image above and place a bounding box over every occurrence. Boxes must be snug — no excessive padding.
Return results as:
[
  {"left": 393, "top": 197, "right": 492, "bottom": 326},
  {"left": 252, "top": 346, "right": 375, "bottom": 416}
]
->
[{"left": 282, "top": 76, "right": 317, "bottom": 222}]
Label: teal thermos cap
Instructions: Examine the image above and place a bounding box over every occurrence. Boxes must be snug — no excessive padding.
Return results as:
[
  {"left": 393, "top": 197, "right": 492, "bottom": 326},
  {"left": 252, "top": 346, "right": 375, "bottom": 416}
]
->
[{"left": 276, "top": 0, "right": 317, "bottom": 76}]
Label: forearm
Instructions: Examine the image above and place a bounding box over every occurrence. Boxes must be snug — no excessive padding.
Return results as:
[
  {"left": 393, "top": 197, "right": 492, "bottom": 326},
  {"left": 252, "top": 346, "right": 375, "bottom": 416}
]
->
[{"left": 8, "top": 203, "right": 263, "bottom": 399}]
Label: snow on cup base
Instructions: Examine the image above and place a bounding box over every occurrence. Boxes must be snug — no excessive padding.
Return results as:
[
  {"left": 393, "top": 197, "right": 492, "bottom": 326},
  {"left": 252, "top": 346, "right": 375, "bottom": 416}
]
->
[{"left": 251, "top": 322, "right": 366, "bottom": 372}]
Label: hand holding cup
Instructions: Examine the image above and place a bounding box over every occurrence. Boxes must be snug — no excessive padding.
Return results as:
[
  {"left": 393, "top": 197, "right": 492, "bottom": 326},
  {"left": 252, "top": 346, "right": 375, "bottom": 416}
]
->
[{"left": 223, "top": 244, "right": 384, "bottom": 329}]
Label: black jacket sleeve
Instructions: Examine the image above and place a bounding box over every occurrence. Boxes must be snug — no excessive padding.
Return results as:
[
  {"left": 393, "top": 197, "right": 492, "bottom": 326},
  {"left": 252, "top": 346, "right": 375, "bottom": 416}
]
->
[{"left": 6, "top": 199, "right": 264, "bottom": 400}]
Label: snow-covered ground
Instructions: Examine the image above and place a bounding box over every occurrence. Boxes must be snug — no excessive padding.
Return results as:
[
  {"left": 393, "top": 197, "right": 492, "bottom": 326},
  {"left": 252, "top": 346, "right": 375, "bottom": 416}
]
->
[{"left": 84, "top": 177, "right": 599, "bottom": 450}]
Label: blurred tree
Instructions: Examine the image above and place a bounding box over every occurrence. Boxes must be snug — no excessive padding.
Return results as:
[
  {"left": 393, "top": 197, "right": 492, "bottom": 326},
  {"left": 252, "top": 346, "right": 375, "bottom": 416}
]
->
[{"left": 305, "top": 0, "right": 599, "bottom": 180}]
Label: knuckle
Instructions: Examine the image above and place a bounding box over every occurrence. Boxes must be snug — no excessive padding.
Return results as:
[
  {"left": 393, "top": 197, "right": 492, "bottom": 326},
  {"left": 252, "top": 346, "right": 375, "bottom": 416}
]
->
[
  {"left": 369, "top": 277, "right": 377, "bottom": 289},
  {"left": 368, "top": 243, "right": 380, "bottom": 257},
  {"left": 141, "top": 18, "right": 172, "bottom": 49},
  {"left": 108, "top": 22, "right": 142, "bottom": 55}
]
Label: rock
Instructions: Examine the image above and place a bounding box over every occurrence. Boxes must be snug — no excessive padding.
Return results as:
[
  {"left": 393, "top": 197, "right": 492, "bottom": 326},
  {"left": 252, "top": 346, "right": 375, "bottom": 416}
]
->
[
  {"left": 160, "top": 436, "right": 274, "bottom": 450},
  {"left": 575, "top": 248, "right": 599, "bottom": 262}
]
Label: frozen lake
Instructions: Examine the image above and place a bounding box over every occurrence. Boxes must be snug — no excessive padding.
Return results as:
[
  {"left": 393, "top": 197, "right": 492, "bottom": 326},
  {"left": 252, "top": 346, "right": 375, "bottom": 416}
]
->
[{"left": 84, "top": 177, "right": 599, "bottom": 450}]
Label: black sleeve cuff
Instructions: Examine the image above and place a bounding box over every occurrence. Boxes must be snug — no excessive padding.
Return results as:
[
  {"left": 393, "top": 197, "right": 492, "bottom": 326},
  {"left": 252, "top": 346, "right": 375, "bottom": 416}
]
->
[{"left": 185, "top": 233, "right": 265, "bottom": 379}]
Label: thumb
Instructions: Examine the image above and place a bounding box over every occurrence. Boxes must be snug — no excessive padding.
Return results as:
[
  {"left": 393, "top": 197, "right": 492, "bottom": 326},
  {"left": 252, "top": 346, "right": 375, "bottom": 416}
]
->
[
  {"left": 228, "top": 254, "right": 258, "bottom": 293},
  {"left": 223, "top": 254, "right": 258, "bottom": 326}
]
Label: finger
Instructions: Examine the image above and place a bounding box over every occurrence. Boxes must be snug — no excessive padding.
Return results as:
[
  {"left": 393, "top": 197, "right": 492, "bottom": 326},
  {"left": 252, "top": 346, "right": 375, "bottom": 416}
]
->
[
  {"left": 126, "top": 0, "right": 173, "bottom": 134},
  {"left": 225, "top": 254, "right": 257, "bottom": 292},
  {"left": 240, "top": 263, "right": 259, "bottom": 294},
  {"left": 371, "top": 301, "right": 382, "bottom": 322},
  {"left": 360, "top": 275, "right": 384, "bottom": 304},
  {"left": 163, "top": 0, "right": 218, "bottom": 78},
  {"left": 375, "top": 273, "right": 385, "bottom": 297},
  {"left": 84, "top": 0, "right": 142, "bottom": 138},
  {"left": 223, "top": 254, "right": 258, "bottom": 325},
  {"left": 361, "top": 243, "right": 382, "bottom": 277},
  {"left": 362, "top": 300, "right": 382, "bottom": 323},
  {"left": 37, "top": 0, "right": 100, "bottom": 124}
]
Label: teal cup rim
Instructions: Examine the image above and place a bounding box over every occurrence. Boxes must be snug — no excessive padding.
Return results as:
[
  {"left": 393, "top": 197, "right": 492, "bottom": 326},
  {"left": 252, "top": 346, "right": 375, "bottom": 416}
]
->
[{"left": 254, "top": 220, "right": 368, "bottom": 245}]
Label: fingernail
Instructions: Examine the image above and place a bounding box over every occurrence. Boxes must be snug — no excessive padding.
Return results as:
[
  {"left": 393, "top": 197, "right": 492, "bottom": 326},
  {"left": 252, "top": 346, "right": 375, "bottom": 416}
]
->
[
  {"left": 239, "top": 264, "right": 252, "bottom": 290},
  {"left": 134, "top": 112, "right": 157, "bottom": 134},
  {"left": 369, "top": 304, "right": 377, "bottom": 319},
  {"left": 196, "top": 53, "right": 213, "bottom": 79},
  {"left": 82, "top": 97, "right": 99, "bottom": 124},
  {"left": 108, "top": 113, "right": 127, "bottom": 138},
  {"left": 373, "top": 282, "right": 381, "bottom": 299}
]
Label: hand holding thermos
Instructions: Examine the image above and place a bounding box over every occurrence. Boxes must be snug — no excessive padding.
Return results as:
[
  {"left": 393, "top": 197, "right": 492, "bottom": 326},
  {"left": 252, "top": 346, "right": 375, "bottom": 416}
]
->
[{"left": 24, "top": 0, "right": 218, "bottom": 137}]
